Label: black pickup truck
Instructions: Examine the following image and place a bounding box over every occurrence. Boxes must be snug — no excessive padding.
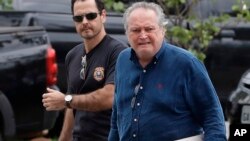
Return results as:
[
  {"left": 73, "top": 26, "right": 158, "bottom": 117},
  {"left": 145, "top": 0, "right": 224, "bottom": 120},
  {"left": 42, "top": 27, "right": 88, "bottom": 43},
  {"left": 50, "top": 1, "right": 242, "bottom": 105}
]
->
[{"left": 0, "top": 26, "right": 59, "bottom": 140}]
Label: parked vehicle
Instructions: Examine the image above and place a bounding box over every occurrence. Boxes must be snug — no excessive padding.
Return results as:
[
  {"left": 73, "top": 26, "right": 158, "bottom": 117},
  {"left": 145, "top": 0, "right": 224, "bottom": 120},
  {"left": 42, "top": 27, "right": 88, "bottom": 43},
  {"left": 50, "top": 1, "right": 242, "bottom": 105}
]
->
[
  {"left": 226, "top": 69, "right": 250, "bottom": 140},
  {"left": 204, "top": 28, "right": 250, "bottom": 116},
  {"left": 0, "top": 26, "right": 59, "bottom": 140}
]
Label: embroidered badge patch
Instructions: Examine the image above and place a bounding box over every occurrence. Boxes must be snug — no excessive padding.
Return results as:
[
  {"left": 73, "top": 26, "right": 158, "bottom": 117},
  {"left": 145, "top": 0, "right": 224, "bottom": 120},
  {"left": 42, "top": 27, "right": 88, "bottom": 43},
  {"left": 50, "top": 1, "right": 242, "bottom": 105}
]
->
[{"left": 93, "top": 67, "right": 105, "bottom": 81}]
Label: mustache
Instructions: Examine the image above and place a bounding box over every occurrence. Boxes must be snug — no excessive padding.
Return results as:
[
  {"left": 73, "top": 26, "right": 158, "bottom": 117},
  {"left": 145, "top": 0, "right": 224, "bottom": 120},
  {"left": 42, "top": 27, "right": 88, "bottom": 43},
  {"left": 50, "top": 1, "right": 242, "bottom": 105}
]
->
[{"left": 80, "top": 24, "right": 92, "bottom": 30}]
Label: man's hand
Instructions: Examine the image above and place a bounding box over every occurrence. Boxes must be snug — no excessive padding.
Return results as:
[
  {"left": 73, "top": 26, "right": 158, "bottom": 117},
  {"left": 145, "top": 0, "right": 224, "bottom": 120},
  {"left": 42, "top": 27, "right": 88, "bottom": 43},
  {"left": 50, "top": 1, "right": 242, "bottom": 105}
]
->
[{"left": 42, "top": 88, "right": 66, "bottom": 111}]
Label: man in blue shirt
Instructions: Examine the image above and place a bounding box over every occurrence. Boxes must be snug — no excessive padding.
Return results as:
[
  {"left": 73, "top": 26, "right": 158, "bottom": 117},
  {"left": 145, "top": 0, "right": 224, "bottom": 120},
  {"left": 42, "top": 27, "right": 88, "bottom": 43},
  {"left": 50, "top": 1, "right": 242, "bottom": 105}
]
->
[{"left": 108, "top": 2, "right": 227, "bottom": 141}]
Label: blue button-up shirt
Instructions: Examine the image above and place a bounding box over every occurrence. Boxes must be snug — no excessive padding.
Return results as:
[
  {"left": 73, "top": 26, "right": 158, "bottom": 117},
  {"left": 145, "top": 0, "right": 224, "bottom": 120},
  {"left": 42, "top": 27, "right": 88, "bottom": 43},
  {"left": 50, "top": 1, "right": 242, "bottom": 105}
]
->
[{"left": 109, "top": 41, "right": 226, "bottom": 141}]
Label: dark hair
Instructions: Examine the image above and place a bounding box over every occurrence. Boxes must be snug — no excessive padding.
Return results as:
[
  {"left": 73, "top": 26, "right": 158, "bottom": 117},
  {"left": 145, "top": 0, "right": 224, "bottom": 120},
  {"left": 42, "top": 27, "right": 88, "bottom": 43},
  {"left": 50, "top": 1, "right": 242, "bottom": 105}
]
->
[{"left": 71, "top": 0, "right": 105, "bottom": 15}]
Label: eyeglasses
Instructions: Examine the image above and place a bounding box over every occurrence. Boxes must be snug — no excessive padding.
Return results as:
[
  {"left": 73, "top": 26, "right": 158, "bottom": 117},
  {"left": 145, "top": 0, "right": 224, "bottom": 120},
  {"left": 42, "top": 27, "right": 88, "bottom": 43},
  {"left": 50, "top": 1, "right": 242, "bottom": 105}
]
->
[
  {"left": 131, "top": 84, "right": 140, "bottom": 109},
  {"left": 73, "top": 12, "right": 98, "bottom": 22},
  {"left": 80, "top": 55, "right": 87, "bottom": 80}
]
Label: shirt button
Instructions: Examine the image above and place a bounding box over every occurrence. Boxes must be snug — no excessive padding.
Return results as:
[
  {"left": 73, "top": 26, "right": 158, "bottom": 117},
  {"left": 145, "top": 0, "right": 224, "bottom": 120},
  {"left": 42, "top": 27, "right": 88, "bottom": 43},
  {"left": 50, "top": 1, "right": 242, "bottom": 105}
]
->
[
  {"left": 133, "top": 134, "right": 136, "bottom": 138},
  {"left": 140, "top": 86, "right": 143, "bottom": 90},
  {"left": 143, "top": 70, "right": 146, "bottom": 73},
  {"left": 134, "top": 118, "right": 138, "bottom": 122},
  {"left": 154, "top": 61, "right": 157, "bottom": 64},
  {"left": 137, "top": 103, "right": 140, "bottom": 106}
]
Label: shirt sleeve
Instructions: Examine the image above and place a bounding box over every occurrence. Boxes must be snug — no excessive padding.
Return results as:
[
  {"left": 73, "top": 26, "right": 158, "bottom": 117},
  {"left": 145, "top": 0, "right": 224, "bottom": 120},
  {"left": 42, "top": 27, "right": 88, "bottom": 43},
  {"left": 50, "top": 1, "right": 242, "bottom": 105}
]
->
[
  {"left": 184, "top": 58, "right": 227, "bottom": 141},
  {"left": 105, "top": 43, "right": 126, "bottom": 85}
]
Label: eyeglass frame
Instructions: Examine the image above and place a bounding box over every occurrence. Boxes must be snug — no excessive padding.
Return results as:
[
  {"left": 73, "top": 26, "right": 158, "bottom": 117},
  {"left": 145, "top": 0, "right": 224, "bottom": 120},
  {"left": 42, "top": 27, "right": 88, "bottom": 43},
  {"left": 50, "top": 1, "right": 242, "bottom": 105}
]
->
[
  {"left": 131, "top": 84, "right": 140, "bottom": 109},
  {"left": 73, "top": 12, "right": 100, "bottom": 22},
  {"left": 80, "top": 55, "right": 87, "bottom": 80}
]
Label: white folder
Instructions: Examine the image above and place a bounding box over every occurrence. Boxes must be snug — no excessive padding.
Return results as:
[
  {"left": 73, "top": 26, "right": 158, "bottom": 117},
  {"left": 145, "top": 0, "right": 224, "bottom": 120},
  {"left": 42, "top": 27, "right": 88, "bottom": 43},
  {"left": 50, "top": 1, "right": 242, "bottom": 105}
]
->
[{"left": 175, "top": 134, "right": 204, "bottom": 141}]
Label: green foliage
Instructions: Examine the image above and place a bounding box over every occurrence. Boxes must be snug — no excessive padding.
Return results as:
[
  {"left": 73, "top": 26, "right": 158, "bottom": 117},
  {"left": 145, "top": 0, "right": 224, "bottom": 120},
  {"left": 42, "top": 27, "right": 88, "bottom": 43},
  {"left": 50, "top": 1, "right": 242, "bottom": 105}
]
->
[
  {"left": 0, "top": 0, "right": 13, "bottom": 10},
  {"left": 165, "top": 0, "right": 186, "bottom": 7},
  {"left": 103, "top": 0, "right": 125, "bottom": 12},
  {"left": 188, "top": 48, "right": 206, "bottom": 61},
  {"left": 232, "top": 0, "right": 250, "bottom": 22},
  {"left": 168, "top": 26, "right": 193, "bottom": 48}
]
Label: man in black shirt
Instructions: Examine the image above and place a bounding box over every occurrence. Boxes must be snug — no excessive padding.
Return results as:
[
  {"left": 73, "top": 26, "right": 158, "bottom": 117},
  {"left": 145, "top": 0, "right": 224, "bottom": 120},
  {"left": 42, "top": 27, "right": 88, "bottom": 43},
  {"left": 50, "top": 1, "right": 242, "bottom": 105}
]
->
[{"left": 42, "top": 0, "right": 127, "bottom": 140}]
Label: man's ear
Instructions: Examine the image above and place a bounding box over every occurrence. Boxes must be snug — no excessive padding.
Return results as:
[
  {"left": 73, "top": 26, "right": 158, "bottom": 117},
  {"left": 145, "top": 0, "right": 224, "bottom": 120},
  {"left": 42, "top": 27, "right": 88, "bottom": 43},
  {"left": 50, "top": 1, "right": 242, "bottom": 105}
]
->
[
  {"left": 162, "top": 27, "right": 166, "bottom": 36},
  {"left": 101, "top": 9, "right": 107, "bottom": 23}
]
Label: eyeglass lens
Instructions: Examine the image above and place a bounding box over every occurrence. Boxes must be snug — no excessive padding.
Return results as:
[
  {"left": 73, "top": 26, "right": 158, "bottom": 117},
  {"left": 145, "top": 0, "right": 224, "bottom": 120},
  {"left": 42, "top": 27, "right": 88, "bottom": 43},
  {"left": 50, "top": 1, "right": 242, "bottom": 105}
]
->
[
  {"left": 73, "top": 12, "right": 98, "bottom": 22},
  {"left": 80, "top": 55, "right": 87, "bottom": 80}
]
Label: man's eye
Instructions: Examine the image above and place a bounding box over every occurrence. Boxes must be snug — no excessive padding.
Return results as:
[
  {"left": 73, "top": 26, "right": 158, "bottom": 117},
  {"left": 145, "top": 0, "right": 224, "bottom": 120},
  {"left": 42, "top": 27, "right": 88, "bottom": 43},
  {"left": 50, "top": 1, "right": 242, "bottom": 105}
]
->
[
  {"left": 131, "top": 29, "right": 140, "bottom": 33},
  {"left": 145, "top": 27, "right": 155, "bottom": 32}
]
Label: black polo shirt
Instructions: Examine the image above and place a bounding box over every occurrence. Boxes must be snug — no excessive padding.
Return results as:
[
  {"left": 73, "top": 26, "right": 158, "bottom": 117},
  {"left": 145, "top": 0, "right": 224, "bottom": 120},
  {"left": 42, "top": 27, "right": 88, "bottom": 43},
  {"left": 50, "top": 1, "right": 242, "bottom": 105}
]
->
[{"left": 65, "top": 35, "right": 127, "bottom": 141}]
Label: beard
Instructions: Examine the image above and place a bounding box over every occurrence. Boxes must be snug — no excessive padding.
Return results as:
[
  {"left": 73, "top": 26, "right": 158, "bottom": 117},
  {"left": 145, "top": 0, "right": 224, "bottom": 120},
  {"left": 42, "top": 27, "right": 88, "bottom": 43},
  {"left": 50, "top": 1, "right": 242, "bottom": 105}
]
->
[{"left": 80, "top": 27, "right": 102, "bottom": 40}]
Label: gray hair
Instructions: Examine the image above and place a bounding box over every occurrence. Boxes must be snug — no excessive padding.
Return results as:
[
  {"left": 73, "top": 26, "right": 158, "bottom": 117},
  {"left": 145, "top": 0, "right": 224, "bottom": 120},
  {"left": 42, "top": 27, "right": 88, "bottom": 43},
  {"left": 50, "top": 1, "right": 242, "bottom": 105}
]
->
[{"left": 123, "top": 2, "right": 166, "bottom": 31}]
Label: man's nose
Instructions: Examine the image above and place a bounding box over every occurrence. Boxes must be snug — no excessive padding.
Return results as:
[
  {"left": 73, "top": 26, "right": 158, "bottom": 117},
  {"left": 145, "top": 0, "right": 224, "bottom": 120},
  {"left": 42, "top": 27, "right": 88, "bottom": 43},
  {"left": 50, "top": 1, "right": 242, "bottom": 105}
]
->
[
  {"left": 81, "top": 16, "right": 88, "bottom": 23},
  {"left": 139, "top": 30, "right": 148, "bottom": 39}
]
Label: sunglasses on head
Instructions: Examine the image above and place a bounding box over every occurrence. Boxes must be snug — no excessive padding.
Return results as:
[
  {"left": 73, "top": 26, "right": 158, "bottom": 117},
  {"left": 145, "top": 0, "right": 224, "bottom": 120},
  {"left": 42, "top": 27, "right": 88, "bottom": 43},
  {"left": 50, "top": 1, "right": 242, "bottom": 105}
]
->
[{"left": 73, "top": 12, "right": 99, "bottom": 22}]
